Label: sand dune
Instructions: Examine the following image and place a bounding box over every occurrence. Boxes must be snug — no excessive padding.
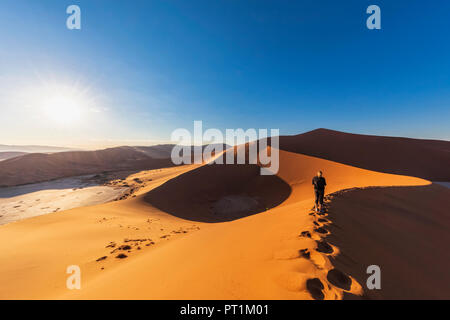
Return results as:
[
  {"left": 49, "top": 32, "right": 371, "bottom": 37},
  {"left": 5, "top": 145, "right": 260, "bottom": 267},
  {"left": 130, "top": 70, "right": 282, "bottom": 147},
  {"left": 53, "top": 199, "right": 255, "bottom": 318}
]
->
[
  {"left": 279, "top": 128, "right": 450, "bottom": 181},
  {"left": 0, "top": 152, "right": 28, "bottom": 161},
  {"left": 2, "top": 125, "right": 448, "bottom": 300},
  {"left": 58, "top": 150, "right": 426, "bottom": 299},
  {"left": 0, "top": 146, "right": 430, "bottom": 299},
  {"left": 0, "top": 164, "right": 201, "bottom": 299}
]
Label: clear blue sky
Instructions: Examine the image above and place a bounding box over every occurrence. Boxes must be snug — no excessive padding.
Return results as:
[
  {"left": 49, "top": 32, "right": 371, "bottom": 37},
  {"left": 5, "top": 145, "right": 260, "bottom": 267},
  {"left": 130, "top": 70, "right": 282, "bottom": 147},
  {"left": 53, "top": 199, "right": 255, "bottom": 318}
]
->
[{"left": 0, "top": 0, "right": 449, "bottom": 147}]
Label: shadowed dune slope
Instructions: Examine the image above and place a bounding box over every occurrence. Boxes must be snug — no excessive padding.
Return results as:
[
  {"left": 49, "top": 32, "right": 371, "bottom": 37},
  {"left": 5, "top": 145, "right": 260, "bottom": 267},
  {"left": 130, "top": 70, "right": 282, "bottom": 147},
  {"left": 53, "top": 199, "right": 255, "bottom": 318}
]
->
[
  {"left": 145, "top": 164, "right": 291, "bottom": 222},
  {"left": 326, "top": 184, "right": 450, "bottom": 300},
  {"left": 279, "top": 128, "right": 450, "bottom": 180},
  {"left": 0, "top": 146, "right": 175, "bottom": 187}
]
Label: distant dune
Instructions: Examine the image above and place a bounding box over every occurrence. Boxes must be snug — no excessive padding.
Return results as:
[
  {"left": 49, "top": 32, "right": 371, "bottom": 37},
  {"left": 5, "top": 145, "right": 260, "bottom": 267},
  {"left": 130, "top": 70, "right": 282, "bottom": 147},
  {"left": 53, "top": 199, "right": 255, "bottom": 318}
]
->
[
  {"left": 279, "top": 128, "right": 450, "bottom": 181},
  {"left": 0, "top": 152, "right": 28, "bottom": 161},
  {"left": 0, "top": 144, "right": 231, "bottom": 187},
  {"left": 0, "top": 146, "right": 175, "bottom": 187},
  {"left": 132, "top": 144, "right": 176, "bottom": 159}
]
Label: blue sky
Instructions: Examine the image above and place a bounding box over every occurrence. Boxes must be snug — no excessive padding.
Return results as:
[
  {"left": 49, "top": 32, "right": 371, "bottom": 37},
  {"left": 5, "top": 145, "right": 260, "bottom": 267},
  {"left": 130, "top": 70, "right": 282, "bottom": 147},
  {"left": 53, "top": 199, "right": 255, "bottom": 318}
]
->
[{"left": 0, "top": 0, "right": 449, "bottom": 147}]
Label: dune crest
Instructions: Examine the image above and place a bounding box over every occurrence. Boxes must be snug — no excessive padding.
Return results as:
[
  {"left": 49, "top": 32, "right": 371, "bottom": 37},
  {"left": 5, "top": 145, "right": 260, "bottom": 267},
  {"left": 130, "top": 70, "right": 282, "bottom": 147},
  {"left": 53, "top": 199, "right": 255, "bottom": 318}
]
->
[{"left": 279, "top": 128, "right": 450, "bottom": 180}]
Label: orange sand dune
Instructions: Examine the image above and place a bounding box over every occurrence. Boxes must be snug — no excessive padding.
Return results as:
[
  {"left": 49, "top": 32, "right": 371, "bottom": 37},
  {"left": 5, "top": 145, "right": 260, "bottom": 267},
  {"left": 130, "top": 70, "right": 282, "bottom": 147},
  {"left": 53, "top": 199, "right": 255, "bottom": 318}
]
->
[
  {"left": 0, "top": 148, "right": 428, "bottom": 300},
  {"left": 0, "top": 164, "right": 201, "bottom": 299},
  {"left": 279, "top": 128, "right": 450, "bottom": 181}
]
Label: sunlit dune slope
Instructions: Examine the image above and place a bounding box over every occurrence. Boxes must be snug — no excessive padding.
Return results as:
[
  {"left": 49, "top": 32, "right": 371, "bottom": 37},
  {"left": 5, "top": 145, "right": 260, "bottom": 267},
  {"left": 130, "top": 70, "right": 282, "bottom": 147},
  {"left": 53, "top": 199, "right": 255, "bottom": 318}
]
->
[
  {"left": 0, "top": 164, "right": 201, "bottom": 299},
  {"left": 279, "top": 128, "right": 450, "bottom": 180}
]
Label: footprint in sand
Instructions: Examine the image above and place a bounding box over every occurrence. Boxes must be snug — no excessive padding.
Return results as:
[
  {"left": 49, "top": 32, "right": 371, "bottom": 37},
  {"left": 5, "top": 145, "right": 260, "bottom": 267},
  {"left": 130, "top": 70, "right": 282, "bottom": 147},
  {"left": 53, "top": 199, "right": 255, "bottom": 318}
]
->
[
  {"left": 327, "top": 269, "right": 352, "bottom": 291},
  {"left": 300, "top": 231, "right": 312, "bottom": 238},
  {"left": 106, "top": 242, "right": 116, "bottom": 248},
  {"left": 116, "top": 253, "right": 128, "bottom": 259},
  {"left": 299, "top": 249, "right": 310, "bottom": 259},
  {"left": 306, "top": 278, "right": 325, "bottom": 300},
  {"left": 314, "top": 227, "right": 329, "bottom": 234},
  {"left": 315, "top": 209, "right": 327, "bottom": 216},
  {"left": 316, "top": 240, "right": 333, "bottom": 254}
]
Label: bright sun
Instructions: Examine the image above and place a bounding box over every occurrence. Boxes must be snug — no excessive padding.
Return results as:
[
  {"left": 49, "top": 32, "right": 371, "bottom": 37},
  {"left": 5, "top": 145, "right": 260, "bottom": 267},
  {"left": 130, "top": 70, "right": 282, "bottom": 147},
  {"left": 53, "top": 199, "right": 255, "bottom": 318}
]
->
[
  {"left": 43, "top": 94, "right": 83, "bottom": 125},
  {"left": 35, "top": 84, "right": 93, "bottom": 126}
]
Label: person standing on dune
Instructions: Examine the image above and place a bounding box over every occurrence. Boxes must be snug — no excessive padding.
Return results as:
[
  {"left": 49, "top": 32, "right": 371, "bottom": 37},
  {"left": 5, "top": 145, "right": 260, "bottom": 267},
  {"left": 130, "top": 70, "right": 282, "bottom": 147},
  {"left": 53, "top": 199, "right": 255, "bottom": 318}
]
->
[{"left": 312, "top": 171, "right": 326, "bottom": 212}]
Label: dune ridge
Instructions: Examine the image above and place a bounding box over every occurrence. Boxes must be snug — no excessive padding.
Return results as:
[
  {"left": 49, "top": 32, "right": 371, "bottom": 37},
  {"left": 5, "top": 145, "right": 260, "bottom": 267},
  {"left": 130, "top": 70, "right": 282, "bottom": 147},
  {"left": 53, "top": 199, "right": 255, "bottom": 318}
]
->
[{"left": 279, "top": 128, "right": 450, "bottom": 180}]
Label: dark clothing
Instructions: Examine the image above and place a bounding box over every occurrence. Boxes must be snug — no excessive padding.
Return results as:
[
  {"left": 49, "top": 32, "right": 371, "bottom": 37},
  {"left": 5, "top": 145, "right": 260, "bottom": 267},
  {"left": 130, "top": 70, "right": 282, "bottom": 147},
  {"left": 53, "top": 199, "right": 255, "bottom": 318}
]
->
[
  {"left": 312, "top": 176, "right": 326, "bottom": 206},
  {"left": 312, "top": 176, "right": 326, "bottom": 191},
  {"left": 315, "top": 189, "right": 324, "bottom": 206}
]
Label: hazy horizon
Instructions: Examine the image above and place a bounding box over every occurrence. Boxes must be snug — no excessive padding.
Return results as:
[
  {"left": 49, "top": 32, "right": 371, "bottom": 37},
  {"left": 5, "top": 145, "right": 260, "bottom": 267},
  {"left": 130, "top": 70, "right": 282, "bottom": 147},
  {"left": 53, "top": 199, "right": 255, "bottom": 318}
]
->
[{"left": 1, "top": 126, "right": 450, "bottom": 151}]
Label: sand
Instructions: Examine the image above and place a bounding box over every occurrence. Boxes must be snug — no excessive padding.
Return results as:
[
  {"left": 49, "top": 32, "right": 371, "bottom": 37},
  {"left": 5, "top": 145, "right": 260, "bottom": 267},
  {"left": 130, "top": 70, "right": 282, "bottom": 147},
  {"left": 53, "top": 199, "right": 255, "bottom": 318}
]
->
[
  {"left": 326, "top": 184, "right": 450, "bottom": 299},
  {"left": 0, "top": 164, "right": 201, "bottom": 299},
  {"left": 0, "top": 147, "right": 433, "bottom": 300},
  {"left": 0, "top": 175, "right": 128, "bottom": 225}
]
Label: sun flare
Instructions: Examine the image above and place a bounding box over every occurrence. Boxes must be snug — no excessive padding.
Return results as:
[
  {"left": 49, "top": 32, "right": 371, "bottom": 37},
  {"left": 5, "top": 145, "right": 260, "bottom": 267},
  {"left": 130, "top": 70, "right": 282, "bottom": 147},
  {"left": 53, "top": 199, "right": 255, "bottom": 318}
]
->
[
  {"left": 25, "top": 83, "right": 96, "bottom": 126},
  {"left": 43, "top": 94, "right": 84, "bottom": 125}
]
